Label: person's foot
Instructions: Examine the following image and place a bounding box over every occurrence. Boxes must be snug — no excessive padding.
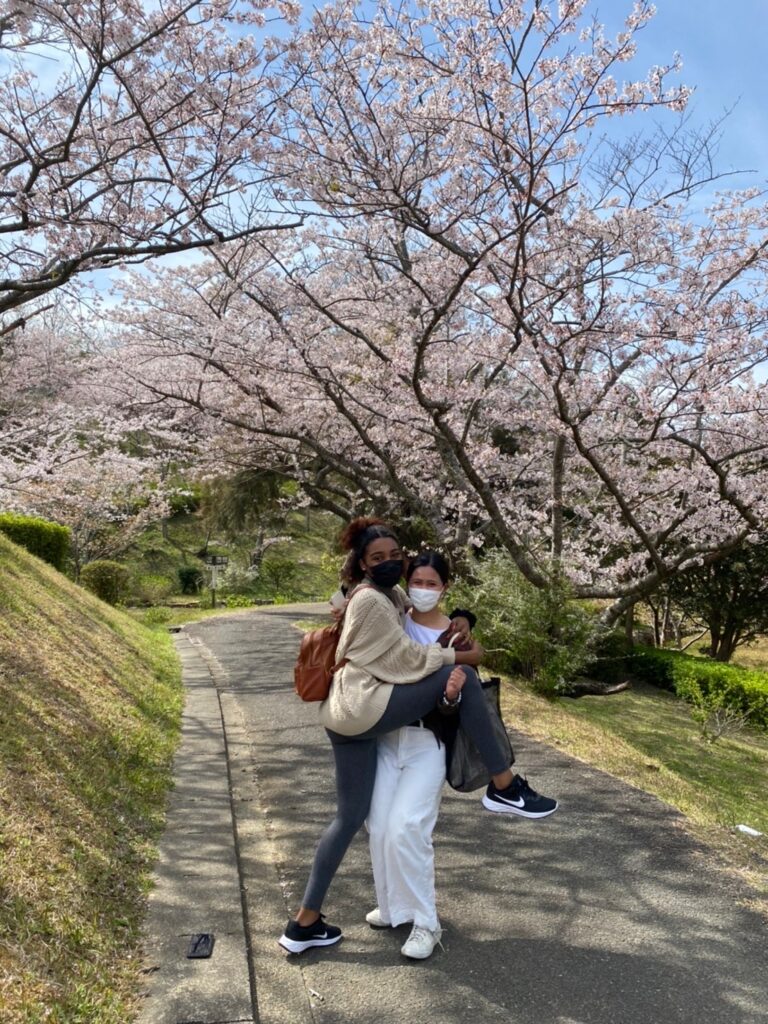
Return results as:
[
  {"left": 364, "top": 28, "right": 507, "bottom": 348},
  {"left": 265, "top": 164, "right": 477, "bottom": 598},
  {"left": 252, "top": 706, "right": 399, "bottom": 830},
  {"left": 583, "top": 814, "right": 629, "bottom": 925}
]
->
[
  {"left": 401, "top": 923, "right": 443, "bottom": 960},
  {"left": 365, "top": 907, "right": 392, "bottom": 928},
  {"left": 445, "top": 666, "right": 466, "bottom": 701},
  {"left": 278, "top": 914, "right": 342, "bottom": 954},
  {"left": 482, "top": 774, "right": 558, "bottom": 818}
]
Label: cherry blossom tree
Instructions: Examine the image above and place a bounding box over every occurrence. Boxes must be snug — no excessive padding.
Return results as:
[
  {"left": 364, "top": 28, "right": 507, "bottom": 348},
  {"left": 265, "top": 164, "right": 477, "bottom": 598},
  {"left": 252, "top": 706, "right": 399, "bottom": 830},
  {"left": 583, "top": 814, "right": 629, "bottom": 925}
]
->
[
  {"left": 91, "top": 0, "right": 768, "bottom": 624},
  {"left": 0, "top": 301, "right": 175, "bottom": 570},
  {"left": 13, "top": 455, "right": 171, "bottom": 576},
  {"left": 0, "top": 0, "right": 301, "bottom": 336},
  {"left": 0, "top": 306, "right": 94, "bottom": 496}
]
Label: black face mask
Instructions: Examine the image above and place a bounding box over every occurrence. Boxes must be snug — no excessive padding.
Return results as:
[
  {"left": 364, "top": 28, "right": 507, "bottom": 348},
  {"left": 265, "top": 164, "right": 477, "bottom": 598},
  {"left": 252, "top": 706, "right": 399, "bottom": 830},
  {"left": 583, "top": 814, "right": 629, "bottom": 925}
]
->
[{"left": 367, "top": 559, "right": 403, "bottom": 589}]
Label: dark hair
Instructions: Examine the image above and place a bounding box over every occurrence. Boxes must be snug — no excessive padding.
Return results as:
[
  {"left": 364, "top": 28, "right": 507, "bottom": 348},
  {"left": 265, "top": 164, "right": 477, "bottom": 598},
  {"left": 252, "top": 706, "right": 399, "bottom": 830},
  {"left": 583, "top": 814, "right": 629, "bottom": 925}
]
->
[
  {"left": 339, "top": 516, "right": 400, "bottom": 583},
  {"left": 405, "top": 549, "right": 451, "bottom": 586}
]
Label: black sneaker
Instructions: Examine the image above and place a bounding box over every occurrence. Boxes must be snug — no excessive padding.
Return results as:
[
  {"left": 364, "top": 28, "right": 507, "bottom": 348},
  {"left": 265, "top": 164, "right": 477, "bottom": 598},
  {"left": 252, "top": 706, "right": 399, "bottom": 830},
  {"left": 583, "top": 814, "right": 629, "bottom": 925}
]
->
[
  {"left": 278, "top": 914, "right": 342, "bottom": 954},
  {"left": 482, "top": 774, "right": 558, "bottom": 818}
]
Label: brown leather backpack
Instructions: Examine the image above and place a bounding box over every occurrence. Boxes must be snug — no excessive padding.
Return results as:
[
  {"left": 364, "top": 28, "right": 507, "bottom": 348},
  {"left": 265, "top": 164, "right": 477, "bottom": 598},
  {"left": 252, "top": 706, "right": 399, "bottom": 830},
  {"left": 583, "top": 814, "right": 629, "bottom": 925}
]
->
[
  {"left": 294, "top": 620, "right": 345, "bottom": 701},
  {"left": 293, "top": 584, "right": 373, "bottom": 701}
]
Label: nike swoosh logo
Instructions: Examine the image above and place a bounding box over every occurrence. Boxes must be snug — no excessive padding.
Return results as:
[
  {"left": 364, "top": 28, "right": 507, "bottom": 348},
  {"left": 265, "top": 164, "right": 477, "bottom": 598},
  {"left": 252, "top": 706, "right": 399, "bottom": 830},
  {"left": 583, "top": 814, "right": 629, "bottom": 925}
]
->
[
  {"left": 314, "top": 931, "right": 328, "bottom": 939},
  {"left": 496, "top": 795, "right": 525, "bottom": 808}
]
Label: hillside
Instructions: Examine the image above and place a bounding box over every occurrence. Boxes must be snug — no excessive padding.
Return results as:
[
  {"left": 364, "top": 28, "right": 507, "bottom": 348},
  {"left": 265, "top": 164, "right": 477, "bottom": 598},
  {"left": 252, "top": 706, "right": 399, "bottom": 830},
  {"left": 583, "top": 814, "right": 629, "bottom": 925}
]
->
[{"left": 0, "top": 533, "right": 182, "bottom": 1023}]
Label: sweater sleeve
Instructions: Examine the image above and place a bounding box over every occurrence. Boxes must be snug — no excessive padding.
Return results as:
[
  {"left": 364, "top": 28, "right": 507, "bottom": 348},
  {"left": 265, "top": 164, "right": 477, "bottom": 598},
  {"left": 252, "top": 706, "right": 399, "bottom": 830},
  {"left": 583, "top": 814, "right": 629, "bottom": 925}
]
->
[
  {"left": 337, "top": 587, "right": 455, "bottom": 681},
  {"left": 363, "top": 632, "right": 455, "bottom": 684}
]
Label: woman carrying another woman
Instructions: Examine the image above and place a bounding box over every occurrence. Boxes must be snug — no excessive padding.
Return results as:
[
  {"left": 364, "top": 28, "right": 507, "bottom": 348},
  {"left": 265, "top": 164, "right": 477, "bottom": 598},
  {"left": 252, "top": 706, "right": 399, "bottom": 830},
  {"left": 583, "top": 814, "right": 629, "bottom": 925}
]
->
[
  {"left": 279, "top": 518, "right": 554, "bottom": 955},
  {"left": 366, "top": 550, "right": 557, "bottom": 960}
]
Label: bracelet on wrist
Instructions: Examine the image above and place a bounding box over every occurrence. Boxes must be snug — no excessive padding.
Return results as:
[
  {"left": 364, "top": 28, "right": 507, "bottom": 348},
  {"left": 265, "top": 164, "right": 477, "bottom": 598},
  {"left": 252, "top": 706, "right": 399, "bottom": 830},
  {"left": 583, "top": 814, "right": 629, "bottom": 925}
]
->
[{"left": 440, "top": 690, "right": 462, "bottom": 708}]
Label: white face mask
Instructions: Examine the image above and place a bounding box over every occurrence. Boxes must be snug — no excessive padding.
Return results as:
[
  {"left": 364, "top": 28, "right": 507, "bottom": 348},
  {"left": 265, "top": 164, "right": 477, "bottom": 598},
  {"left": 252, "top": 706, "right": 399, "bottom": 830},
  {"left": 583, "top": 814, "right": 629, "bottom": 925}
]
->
[{"left": 409, "top": 587, "right": 443, "bottom": 612}]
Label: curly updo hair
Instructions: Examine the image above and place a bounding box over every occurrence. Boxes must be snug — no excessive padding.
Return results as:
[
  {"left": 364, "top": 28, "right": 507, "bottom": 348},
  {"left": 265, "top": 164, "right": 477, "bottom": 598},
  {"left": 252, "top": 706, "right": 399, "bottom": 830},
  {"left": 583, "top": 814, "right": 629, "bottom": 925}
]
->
[{"left": 339, "top": 516, "right": 400, "bottom": 584}]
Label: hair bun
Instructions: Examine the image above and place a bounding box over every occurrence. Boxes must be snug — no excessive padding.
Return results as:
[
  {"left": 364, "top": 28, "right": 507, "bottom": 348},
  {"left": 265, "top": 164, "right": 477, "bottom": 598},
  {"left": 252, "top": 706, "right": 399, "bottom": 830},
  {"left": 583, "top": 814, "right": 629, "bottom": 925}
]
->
[{"left": 338, "top": 516, "right": 387, "bottom": 551}]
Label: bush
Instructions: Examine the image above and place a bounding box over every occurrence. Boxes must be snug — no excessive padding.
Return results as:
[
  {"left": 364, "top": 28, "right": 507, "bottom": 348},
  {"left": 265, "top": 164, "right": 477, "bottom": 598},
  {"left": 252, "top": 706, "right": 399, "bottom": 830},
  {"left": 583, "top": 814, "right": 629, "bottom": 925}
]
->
[
  {"left": 141, "top": 606, "right": 173, "bottom": 627},
  {"left": 451, "top": 550, "right": 598, "bottom": 695},
  {"left": 0, "top": 512, "right": 70, "bottom": 571},
  {"left": 224, "top": 594, "right": 255, "bottom": 608},
  {"left": 80, "top": 560, "right": 130, "bottom": 605},
  {"left": 216, "top": 563, "right": 258, "bottom": 598},
  {"left": 259, "top": 556, "right": 299, "bottom": 596},
  {"left": 628, "top": 645, "right": 768, "bottom": 731},
  {"left": 583, "top": 631, "right": 634, "bottom": 684},
  {"left": 129, "top": 573, "right": 176, "bottom": 605},
  {"left": 178, "top": 565, "right": 205, "bottom": 594}
]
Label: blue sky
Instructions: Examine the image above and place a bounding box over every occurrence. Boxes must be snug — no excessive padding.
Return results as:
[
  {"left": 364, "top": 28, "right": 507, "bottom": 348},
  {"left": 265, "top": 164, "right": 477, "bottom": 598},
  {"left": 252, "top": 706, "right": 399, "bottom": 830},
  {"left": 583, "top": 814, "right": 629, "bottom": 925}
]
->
[{"left": 607, "top": 0, "right": 768, "bottom": 180}]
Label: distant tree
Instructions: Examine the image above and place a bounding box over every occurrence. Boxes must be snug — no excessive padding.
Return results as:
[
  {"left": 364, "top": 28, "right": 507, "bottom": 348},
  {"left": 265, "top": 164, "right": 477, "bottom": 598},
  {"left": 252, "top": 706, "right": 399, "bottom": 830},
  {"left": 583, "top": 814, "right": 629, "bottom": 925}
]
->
[
  {"left": 200, "top": 469, "right": 290, "bottom": 571},
  {"left": 663, "top": 538, "right": 768, "bottom": 662}
]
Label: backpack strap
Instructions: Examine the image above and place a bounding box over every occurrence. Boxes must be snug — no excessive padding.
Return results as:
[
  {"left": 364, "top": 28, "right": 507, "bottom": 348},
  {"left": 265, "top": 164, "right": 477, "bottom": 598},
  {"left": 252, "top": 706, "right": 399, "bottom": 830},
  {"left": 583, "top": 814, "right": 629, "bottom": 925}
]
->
[{"left": 329, "top": 583, "right": 378, "bottom": 674}]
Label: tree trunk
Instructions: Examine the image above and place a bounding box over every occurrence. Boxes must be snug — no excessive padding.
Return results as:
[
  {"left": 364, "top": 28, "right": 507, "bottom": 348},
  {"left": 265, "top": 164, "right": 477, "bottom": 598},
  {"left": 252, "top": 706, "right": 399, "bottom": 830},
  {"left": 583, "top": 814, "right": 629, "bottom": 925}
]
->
[{"left": 624, "top": 603, "right": 635, "bottom": 647}]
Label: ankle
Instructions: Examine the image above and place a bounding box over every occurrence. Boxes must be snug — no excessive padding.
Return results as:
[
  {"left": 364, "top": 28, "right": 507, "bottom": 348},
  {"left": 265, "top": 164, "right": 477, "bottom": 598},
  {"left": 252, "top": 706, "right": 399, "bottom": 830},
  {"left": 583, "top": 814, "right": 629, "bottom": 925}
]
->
[
  {"left": 492, "top": 770, "right": 514, "bottom": 789},
  {"left": 296, "top": 908, "right": 320, "bottom": 927}
]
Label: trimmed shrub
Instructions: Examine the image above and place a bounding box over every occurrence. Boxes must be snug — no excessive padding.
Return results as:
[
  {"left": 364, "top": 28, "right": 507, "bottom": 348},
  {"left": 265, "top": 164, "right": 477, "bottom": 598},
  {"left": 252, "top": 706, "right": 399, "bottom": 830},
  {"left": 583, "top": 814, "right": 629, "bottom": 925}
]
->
[
  {"left": 141, "top": 606, "right": 173, "bottom": 627},
  {"left": 628, "top": 645, "right": 768, "bottom": 731},
  {"left": 80, "top": 560, "right": 130, "bottom": 605},
  {"left": 178, "top": 565, "right": 205, "bottom": 594},
  {"left": 0, "top": 512, "right": 70, "bottom": 571},
  {"left": 129, "top": 573, "right": 175, "bottom": 605}
]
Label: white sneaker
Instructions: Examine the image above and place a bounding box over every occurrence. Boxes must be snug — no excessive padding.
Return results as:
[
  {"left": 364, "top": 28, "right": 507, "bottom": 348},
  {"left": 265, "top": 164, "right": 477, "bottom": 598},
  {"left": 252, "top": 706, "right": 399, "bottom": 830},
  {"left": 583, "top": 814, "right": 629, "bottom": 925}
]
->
[
  {"left": 401, "top": 923, "right": 442, "bottom": 960},
  {"left": 365, "top": 907, "right": 392, "bottom": 928}
]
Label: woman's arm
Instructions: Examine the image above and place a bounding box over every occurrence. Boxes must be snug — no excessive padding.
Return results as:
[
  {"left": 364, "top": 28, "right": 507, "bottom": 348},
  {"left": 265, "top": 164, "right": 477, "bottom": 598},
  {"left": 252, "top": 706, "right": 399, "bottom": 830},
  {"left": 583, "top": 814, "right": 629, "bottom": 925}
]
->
[{"left": 454, "top": 641, "right": 484, "bottom": 667}]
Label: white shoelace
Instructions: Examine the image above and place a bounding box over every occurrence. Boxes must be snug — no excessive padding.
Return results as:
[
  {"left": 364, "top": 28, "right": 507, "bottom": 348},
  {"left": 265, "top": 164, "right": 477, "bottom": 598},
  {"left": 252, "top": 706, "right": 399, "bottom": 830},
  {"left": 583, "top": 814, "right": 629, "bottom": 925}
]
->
[{"left": 407, "top": 926, "right": 445, "bottom": 952}]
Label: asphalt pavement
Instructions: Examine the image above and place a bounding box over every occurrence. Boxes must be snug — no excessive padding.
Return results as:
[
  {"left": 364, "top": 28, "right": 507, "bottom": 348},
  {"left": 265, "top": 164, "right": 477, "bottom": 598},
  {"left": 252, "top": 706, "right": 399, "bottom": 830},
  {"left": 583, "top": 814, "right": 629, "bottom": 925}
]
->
[{"left": 135, "top": 605, "right": 768, "bottom": 1024}]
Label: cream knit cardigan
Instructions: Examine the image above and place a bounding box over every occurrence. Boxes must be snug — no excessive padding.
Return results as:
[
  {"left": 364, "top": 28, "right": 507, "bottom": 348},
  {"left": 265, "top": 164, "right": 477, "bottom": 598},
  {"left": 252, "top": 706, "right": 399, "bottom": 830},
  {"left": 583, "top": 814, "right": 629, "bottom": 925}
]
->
[{"left": 318, "top": 583, "right": 455, "bottom": 736}]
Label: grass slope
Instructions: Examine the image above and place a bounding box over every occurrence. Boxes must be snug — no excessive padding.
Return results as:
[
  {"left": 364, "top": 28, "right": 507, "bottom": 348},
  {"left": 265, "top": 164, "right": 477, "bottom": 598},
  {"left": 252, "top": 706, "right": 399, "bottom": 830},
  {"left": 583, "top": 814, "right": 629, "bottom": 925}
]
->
[{"left": 0, "top": 534, "right": 182, "bottom": 1023}]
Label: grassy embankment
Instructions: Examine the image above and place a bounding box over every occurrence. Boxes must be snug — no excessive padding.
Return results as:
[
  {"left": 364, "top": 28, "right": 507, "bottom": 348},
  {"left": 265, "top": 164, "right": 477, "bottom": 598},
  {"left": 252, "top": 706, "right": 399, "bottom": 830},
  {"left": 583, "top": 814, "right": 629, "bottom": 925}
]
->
[{"left": 0, "top": 533, "right": 183, "bottom": 1023}]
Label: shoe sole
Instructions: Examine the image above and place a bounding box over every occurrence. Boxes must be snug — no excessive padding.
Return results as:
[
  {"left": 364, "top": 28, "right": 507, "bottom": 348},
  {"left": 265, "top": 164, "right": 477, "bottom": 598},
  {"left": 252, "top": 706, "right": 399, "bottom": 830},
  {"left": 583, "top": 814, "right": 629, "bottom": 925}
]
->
[
  {"left": 278, "top": 933, "right": 342, "bottom": 954},
  {"left": 482, "top": 795, "right": 559, "bottom": 818},
  {"left": 366, "top": 918, "right": 392, "bottom": 929}
]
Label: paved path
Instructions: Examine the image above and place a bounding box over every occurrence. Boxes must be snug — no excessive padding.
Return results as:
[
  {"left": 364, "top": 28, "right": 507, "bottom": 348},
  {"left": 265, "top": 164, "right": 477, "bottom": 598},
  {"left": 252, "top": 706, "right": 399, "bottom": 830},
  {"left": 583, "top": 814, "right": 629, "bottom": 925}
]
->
[{"left": 137, "top": 606, "right": 768, "bottom": 1024}]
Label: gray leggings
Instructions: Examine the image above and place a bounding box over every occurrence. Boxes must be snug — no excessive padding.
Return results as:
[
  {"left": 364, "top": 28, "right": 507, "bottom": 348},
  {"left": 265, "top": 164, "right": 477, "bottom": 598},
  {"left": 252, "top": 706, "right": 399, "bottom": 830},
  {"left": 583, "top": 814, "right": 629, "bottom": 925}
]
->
[{"left": 301, "top": 665, "right": 510, "bottom": 911}]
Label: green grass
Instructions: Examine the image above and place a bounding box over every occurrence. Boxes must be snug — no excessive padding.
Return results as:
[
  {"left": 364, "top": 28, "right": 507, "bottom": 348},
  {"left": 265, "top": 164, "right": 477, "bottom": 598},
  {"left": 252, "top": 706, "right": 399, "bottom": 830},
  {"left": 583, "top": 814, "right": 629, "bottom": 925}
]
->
[
  {"left": 0, "top": 534, "right": 183, "bottom": 1023},
  {"left": 502, "top": 677, "right": 768, "bottom": 898}
]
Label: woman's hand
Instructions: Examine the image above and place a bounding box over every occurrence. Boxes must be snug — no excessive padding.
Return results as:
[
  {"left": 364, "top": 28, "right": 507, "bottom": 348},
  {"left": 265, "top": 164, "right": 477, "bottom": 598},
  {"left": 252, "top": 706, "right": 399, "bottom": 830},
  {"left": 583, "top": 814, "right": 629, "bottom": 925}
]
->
[
  {"left": 449, "top": 616, "right": 472, "bottom": 646},
  {"left": 329, "top": 590, "right": 349, "bottom": 621}
]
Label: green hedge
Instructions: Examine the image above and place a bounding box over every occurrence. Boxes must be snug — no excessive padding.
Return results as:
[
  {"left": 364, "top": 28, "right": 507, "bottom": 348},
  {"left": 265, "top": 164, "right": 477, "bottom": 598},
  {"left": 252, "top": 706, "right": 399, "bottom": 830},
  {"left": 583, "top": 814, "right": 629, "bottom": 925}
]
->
[
  {"left": 628, "top": 645, "right": 768, "bottom": 730},
  {"left": 0, "top": 512, "right": 70, "bottom": 571}
]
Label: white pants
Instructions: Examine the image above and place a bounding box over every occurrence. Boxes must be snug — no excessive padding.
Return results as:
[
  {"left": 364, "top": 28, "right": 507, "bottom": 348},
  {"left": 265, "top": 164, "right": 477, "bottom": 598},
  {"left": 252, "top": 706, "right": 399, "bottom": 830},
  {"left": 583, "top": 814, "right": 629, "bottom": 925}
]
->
[{"left": 366, "top": 724, "right": 446, "bottom": 931}]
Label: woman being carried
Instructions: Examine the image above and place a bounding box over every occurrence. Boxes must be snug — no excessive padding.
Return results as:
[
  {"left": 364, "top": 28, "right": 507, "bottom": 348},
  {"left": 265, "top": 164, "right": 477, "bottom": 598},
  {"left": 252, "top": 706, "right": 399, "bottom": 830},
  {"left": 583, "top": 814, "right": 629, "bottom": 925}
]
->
[
  {"left": 366, "top": 550, "right": 558, "bottom": 960},
  {"left": 279, "top": 518, "right": 552, "bottom": 955}
]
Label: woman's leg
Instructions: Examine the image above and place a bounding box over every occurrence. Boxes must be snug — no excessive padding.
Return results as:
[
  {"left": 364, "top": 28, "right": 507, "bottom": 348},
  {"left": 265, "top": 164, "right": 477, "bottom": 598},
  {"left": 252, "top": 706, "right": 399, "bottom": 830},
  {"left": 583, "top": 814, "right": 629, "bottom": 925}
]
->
[
  {"left": 366, "top": 733, "right": 401, "bottom": 925},
  {"left": 383, "top": 726, "right": 445, "bottom": 932},
  {"left": 300, "top": 733, "right": 378, "bottom": 914},
  {"left": 361, "top": 666, "right": 511, "bottom": 779}
]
